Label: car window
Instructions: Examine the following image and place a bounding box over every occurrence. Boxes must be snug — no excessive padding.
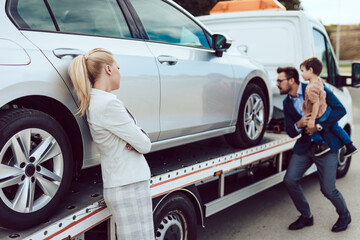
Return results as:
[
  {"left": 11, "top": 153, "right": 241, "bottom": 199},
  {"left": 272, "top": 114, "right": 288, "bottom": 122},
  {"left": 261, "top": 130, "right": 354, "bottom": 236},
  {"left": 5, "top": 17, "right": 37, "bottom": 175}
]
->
[
  {"left": 7, "top": 0, "right": 56, "bottom": 31},
  {"left": 130, "top": 0, "right": 210, "bottom": 48},
  {"left": 312, "top": 29, "right": 329, "bottom": 79},
  {"left": 8, "top": 0, "right": 132, "bottom": 38},
  {"left": 47, "top": 0, "right": 131, "bottom": 38}
]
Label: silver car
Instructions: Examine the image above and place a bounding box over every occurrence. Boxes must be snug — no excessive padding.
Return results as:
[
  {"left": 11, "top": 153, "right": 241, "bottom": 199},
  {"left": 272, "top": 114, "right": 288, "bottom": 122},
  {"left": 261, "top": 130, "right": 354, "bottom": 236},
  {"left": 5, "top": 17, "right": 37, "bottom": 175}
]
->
[{"left": 0, "top": 0, "right": 272, "bottom": 229}]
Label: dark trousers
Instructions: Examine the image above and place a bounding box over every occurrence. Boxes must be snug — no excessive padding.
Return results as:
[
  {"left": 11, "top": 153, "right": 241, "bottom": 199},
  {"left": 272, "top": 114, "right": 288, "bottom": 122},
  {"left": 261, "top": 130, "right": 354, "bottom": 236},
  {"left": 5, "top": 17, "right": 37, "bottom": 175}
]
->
[{"left": 283, "top": 150, "right": 349, "bottom": 217}]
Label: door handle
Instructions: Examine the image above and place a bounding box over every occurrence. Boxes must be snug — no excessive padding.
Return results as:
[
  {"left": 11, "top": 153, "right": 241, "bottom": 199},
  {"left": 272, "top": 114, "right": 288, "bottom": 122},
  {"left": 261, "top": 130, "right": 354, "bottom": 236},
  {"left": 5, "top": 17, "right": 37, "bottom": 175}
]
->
[
  {"left": 53, "top": 48, "right": 85, "bottom": 59},
  {"left": 157, "top": 55, "right": 178, "bottom": 65}
]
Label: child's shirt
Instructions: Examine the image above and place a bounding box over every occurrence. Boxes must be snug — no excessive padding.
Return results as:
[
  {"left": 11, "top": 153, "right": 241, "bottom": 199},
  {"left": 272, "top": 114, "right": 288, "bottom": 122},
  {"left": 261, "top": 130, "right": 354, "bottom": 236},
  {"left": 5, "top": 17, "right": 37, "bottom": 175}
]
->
[{"left": 302, "top": 78, "right": 327, "bottom": 118}]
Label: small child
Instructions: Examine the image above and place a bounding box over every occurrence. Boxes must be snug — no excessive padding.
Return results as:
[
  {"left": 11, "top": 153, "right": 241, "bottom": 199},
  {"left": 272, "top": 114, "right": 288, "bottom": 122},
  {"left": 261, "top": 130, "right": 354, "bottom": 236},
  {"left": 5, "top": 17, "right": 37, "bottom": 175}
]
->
[{"left": 300, "top": 57, "right": 357, "bottom": 157}]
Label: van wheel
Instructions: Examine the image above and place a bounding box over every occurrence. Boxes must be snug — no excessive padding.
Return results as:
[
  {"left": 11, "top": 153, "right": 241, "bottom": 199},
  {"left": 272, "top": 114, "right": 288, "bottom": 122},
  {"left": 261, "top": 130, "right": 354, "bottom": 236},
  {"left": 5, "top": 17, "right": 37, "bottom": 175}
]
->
[
  {"left": 0, "top": 109, "right": 73, "bottom": 230},
  {"left": 225, "top": 83, "right": 268, "bottom": 148},
  {"left": 336, "top": 147, "right": 351, "bottom": 178},
  {"left": 154, "top": 193, "right": 197, "bottom": 240}
]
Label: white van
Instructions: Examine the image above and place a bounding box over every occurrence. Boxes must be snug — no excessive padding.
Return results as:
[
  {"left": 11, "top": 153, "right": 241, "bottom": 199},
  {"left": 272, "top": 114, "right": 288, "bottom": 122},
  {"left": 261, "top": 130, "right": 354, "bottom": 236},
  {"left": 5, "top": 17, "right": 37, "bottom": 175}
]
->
[
  {"left": 199, "top": 10, "right": 360, "bottom": 178},
  {"left": 198, "top": 10, "right": 359, "bottom": 131}
]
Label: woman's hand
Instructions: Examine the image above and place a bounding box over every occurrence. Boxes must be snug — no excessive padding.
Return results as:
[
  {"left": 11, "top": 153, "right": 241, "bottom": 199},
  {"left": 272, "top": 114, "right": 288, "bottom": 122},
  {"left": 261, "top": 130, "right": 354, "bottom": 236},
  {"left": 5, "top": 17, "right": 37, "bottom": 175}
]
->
[{"left": 126, "top": 143, "right": 134, "bottom": 151}]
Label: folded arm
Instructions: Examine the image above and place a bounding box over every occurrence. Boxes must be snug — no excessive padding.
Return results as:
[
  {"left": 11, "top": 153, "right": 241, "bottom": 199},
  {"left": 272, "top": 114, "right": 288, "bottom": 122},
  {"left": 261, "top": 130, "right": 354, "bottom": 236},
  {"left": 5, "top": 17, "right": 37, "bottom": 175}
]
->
[{"left": 103, "top": 100, "right": 152, "bottom": 154}]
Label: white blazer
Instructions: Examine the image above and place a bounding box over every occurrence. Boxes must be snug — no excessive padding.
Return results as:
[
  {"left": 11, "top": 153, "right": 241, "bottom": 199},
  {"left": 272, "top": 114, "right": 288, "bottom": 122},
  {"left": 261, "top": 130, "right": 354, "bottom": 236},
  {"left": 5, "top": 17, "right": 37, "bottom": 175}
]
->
[{"left": 87, "top": 88, "right": 151, "bottom": 188}]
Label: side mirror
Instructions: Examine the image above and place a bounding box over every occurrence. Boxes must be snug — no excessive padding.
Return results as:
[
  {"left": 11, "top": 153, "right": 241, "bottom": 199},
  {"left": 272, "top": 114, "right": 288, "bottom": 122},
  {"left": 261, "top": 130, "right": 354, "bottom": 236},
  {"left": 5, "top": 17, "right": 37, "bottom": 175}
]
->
[
  {"left": 212, "top": 34, "right": 232, "bottom": 57},
  {"left": 352, "top": 63, "right": 360, "bottom": 87}
]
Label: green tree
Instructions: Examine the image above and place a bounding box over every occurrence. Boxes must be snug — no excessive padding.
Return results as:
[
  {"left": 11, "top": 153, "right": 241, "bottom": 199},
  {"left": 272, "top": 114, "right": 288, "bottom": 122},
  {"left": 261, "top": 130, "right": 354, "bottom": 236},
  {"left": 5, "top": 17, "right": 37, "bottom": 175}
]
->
[
  {"left": 278, "top": 0, "right": 302, "bottom": 10},
  {"left": 173, "top": 0, "right": 225, "bottom": 16}
]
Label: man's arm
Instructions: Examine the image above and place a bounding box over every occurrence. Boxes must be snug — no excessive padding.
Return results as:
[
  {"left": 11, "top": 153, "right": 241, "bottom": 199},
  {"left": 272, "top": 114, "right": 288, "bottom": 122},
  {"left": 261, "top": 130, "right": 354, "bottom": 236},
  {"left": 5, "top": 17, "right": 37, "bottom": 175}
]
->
[
  {"left": 305, "top": 86, "right": 346, "bottom": 136},
  {"left": 283, "top": 99, "right": 310, "bottom": 138},
  {"left": 318, "top": 86, "right": 346, "bottom": 130}
]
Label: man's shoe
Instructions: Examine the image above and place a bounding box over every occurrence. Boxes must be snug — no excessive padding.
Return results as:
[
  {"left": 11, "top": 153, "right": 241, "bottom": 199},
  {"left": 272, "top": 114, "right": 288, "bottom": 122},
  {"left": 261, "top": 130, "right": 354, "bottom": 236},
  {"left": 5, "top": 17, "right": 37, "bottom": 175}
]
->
[
  {"left": 313, "top": 141, "right": 330, "bottom": 157},
  {"left": 288, "top": 215, "right": 314, "bottom": 230},
  {"left": 345, "top": 143, "right": 358, "bottom": 158},
  {"left": 332, "top": 212, "right": 351, "bottom": 232}
]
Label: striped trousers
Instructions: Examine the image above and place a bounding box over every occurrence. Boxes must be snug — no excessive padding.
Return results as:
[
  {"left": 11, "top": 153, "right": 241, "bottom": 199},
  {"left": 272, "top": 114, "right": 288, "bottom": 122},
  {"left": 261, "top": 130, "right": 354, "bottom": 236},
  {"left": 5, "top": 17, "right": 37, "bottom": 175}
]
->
[{"left": 104, "top": 181, "right": 154, "bottom": 240}]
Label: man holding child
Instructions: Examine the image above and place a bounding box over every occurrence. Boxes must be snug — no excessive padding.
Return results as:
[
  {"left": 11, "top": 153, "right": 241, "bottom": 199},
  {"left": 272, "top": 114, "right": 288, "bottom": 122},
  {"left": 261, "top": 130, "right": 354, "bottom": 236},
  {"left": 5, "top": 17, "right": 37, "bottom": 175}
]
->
[{"left": 277, "top": 57, "right": 356, "bottom": 232}]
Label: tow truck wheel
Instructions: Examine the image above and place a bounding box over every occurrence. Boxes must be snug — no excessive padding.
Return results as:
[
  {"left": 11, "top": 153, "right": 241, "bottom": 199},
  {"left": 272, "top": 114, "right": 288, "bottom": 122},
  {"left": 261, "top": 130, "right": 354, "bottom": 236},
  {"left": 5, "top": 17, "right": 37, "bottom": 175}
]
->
[
  {"left": 0, "top": 109, "right": 73, "bottom": 230},
  {"left": 154, "top": 193, "right": 197, "bottom": 240},
  {"left": 336, "top": 147, "right": 351, "bottom": 178},
  {"left": 225, "top": 83, "right": 268, "bottom": 148}
]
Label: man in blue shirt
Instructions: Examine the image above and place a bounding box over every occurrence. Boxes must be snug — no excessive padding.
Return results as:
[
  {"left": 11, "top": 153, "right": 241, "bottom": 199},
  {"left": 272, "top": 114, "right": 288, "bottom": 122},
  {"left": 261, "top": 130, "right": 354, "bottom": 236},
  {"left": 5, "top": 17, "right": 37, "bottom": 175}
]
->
[{"left": 277, "top": 66, "right": 351, "bottom": 232}]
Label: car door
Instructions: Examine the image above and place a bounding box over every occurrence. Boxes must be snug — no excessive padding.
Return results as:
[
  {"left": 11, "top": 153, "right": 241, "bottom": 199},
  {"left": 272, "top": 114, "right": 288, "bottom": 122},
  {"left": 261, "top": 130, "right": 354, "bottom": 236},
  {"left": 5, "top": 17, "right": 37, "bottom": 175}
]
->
[
  {"left": 9, "top": 0, "right": 161, "bottom": 141},
  {"left": 129, "top": 0, "right": 235, "bottom": 140}
]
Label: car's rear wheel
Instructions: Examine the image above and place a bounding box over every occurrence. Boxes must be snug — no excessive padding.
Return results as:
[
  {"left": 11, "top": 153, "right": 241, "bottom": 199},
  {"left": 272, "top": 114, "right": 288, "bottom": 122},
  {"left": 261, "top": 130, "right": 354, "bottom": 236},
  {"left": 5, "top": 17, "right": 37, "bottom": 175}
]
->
[
  {"left": 225, "top": 83, "right": 269, "bottom": 148},
  {"left": 0, "top": 109, "right": 73, "bottom": 230}
]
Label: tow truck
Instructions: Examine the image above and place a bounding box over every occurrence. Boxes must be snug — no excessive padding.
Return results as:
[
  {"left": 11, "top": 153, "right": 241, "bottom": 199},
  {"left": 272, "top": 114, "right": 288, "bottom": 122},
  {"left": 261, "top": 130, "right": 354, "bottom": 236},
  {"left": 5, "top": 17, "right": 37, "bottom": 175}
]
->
[{"left": 1, "top": 130, "right": 346, "bottom": 240}]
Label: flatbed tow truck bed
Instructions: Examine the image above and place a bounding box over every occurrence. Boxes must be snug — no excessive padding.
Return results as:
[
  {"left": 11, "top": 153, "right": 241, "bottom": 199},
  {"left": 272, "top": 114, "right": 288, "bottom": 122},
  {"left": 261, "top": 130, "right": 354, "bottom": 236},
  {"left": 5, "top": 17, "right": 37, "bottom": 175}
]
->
[{"left": 0, "top": 132, "right": 302, "bottom": 240}]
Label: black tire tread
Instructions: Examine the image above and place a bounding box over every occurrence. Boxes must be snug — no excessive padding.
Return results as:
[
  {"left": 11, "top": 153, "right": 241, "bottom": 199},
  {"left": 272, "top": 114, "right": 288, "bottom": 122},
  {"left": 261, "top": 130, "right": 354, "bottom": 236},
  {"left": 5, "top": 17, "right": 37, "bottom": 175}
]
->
[
  {"left": 154, "top": 192, "right": 197, "bottom": 240},
  {"left": 0, "top": 108, "right": 73, "bottom": 230}
]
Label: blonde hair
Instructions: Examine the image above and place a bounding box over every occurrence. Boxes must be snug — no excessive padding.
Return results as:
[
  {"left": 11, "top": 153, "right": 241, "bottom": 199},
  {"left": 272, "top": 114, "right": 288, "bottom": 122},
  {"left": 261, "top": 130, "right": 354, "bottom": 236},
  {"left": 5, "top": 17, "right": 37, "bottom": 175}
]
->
[{"left": 69, "top": 48, "right": 115, "bottom": 116}]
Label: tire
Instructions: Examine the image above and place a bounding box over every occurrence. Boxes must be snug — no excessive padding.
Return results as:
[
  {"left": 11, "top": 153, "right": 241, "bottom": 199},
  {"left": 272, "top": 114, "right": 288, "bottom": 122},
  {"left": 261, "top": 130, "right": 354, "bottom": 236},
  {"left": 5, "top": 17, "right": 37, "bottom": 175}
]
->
[
  {"left": 0, "top": 109, "right": 73, "bottom": 230},
  {"left": 336, "top": 146, "right": 351, "bottom": 179},
  {"left": 154, "top": 193, "right": 197, "bottom": 240},
  {"left": 225, "top": 83, "right": 269, "bottom": 148}
]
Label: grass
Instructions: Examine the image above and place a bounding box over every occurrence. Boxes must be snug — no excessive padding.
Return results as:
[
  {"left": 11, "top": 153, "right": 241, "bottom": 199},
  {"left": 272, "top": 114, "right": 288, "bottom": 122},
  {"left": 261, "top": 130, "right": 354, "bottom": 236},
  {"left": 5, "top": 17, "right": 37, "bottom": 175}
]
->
[
  {"left": 327, "top": 25, "right": 360, "bottom": 61},
  {"left": 339, "top": 64, "right": 351, "bottom": 75}
]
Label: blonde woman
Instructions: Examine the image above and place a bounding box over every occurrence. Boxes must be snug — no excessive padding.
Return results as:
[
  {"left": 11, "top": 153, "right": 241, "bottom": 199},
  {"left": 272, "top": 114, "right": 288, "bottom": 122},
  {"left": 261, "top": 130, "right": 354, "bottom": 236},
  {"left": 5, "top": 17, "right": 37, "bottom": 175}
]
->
[{"left": 69, "top": 48, "right": 154, "bottom": 239}]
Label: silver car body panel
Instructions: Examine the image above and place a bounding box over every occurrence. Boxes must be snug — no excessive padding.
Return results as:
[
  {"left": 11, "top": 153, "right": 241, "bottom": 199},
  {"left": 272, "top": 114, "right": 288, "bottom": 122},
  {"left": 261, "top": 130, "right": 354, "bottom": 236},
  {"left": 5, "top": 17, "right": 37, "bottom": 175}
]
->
[
  {"left": 0, "top": 39, "right": 30, "bottom": 65},
  {"left": 20, "top": 31, "right": 161, "bottom": 139},
  {"left": 146, "top": 41, "right": 235, "bottom": 140},
  {"left": 0, "top": 10, "right": 98, "bottom": 167},
  {"left": 0, "top": 0, "right": 272, "bottom": 169}
]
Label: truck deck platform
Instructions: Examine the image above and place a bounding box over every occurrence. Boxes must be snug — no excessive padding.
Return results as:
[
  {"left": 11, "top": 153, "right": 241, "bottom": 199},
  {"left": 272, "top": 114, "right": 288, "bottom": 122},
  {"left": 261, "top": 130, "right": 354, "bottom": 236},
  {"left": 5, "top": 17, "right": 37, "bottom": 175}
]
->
[{"left": 0, "top": 132, "right": 298, "bottom": 240}]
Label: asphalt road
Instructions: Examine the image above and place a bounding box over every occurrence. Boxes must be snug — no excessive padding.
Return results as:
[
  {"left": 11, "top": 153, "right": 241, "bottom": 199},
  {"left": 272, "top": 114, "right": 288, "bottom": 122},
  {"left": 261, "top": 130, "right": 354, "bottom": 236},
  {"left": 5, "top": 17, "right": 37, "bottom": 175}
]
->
[{"left": 197, "top": 88, "right": 360, "bottom": 240}]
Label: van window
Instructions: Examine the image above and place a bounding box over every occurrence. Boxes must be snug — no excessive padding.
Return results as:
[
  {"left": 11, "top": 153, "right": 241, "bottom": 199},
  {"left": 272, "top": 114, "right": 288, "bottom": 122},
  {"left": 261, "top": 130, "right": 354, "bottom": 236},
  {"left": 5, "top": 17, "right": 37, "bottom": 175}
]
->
[
  {"left": 47, "top": 0, "right": 131, "bottom": 38},
  {"left": 326, "top": 40, "right": 339, "bottom": 85},
  {"left": 7, "top": 0, "right": 56, "bottom": 31},
  {"left": 312, "top": 29, "right": 339, "bottom": 86},
  {"left": 312, "top": 29, "right": 329, "bottom": 79},
  {"left": 130, "top": 0, "right": 210, "bottom": 48}
]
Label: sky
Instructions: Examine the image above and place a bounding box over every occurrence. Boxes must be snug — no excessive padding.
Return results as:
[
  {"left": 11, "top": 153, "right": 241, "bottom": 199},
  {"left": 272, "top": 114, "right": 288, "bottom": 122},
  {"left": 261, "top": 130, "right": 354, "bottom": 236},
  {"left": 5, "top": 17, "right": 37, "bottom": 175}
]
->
[{"left": 300, "top": 0, "right": 360, "bottom": 25}]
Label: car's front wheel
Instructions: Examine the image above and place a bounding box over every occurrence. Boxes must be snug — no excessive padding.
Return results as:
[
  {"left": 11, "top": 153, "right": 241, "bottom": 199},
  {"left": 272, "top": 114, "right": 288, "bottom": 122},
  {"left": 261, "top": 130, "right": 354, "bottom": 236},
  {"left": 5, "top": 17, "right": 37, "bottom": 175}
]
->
[
  {"left": 0, "top": 109, "right": 73, "bottom": 230},
  {"left": 225, "top": 83, "right": 269, "bottom": 148}
]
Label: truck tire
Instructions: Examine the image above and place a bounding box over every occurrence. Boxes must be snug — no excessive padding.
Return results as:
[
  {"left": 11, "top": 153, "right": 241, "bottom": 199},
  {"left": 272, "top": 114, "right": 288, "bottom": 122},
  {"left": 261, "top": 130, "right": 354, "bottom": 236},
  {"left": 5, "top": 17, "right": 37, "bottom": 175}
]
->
[
  {"left": 154, "top": 192, "right": 197, "bottom": 240},
  {"left": 0, "top": 109, "right": 73, "bottom": 230},
  {"left": 225, "top": 83, "right": 268, "bottom": 148},
  {"left": 336, "top": 147, "right": 351, "bottom": 179}
]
